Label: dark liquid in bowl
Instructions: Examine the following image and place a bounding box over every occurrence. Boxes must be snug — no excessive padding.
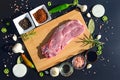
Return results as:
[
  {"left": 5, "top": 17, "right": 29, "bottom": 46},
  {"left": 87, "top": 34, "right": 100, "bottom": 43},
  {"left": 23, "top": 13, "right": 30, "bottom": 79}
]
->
[
  {"left": 63, "top": 64, "right": 70, "bottom": 73},
  {"left": 86, "top": 51, "right": 98, "bottom": 62}
]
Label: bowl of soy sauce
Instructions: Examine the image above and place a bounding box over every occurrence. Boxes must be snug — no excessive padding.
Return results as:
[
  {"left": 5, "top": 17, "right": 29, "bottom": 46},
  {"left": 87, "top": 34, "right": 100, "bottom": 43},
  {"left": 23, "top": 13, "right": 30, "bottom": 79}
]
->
[{"left": 85, "top": 51, "right": 98, "bottom": 63}]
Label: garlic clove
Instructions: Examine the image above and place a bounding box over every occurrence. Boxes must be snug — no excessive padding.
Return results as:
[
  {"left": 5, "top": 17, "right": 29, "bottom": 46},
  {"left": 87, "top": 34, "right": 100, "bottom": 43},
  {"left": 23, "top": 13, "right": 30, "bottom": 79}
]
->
[
  {"left": 87, "top": 13, "right": 91, "bottom": 18},
  {"left": 86, "top": 64, "right": 92, "bottom": 69},
  {"left": 96, "top": 34, "right": 102, "bottom": 40},
  {"left": 12, "top": 34, "right": 17, "bottom": 41}
]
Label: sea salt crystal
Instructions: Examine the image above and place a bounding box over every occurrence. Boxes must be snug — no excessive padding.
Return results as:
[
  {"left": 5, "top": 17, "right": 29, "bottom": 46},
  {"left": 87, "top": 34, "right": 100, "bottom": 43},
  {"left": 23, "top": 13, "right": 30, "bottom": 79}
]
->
[
  {"left": 93, "top": 71, "right": 96, "bottom": 74},
  {"left": 107, "top": 59, "right": 110, "bottom": 62}
]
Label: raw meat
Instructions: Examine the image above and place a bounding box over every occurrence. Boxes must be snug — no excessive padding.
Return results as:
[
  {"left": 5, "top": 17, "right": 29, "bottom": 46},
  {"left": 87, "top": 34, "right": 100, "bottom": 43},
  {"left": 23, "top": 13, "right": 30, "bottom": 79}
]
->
[{"left": 41, "top": 20, "right": 85, "bottom": 58}]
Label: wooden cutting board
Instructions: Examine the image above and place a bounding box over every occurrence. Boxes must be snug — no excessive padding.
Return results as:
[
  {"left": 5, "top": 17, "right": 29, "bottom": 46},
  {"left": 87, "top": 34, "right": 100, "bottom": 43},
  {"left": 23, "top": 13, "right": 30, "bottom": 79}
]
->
[{"left": 22, "top": 9, "right": 92, "bottom": 72}]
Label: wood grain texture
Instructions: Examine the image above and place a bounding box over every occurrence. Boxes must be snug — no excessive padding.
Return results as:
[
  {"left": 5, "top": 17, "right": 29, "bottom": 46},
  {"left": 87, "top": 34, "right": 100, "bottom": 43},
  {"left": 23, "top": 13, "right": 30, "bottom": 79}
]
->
[{"left": 22, "top": 9, "right": 92, "bottom": 72}]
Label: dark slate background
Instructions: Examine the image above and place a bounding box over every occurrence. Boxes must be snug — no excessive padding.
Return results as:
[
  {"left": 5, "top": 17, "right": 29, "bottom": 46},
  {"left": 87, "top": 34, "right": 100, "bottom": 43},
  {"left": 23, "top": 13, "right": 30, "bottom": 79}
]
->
[{"left": 0, "top": 0, "right": 120, "bottom": 80}]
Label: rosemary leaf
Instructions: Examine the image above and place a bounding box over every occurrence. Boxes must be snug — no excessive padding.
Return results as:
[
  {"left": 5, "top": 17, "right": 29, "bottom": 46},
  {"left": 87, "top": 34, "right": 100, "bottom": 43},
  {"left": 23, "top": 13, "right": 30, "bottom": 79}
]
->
[{"left": 21, "top": 30, "right": 36, "bottom": 41}]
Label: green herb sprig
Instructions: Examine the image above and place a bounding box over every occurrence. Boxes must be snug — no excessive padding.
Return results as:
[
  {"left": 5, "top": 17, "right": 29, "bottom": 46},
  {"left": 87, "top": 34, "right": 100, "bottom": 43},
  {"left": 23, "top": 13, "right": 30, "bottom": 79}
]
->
[
  {"left": 21, "top": 30, "right": 36, "bottom": 41},
  {"left": 81, "top": 35, "right": 104, "bottom": 55}
]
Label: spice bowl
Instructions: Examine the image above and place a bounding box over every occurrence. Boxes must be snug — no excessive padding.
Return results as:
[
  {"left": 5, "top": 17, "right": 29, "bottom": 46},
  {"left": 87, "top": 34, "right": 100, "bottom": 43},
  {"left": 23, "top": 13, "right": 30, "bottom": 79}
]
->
[
  {"left": 29, "top": 4, "right": 52, "bottom": 27},
  {"left": 85, "top": 51, "right": 98, "bottom": 63},
  {"left": 59, "top": 62, "right": 74, "bottom": 77},
  {"left": 72, "top": 55, "right": 87, "bottom": 70},
  {"left": 13, "top": 13, "right": 35, "bottom": 35}
]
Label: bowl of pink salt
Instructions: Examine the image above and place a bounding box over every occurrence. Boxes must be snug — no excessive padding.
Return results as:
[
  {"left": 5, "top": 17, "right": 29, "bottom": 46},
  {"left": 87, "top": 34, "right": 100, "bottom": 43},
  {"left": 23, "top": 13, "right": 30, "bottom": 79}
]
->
[{"left": 72, "top": 55, "right": 86, "bottom": 70}]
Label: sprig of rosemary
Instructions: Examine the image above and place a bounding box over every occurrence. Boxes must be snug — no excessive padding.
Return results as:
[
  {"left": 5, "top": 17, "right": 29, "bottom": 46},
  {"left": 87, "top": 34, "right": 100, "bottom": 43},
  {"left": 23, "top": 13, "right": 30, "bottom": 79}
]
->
[
  {"left": 81, "top": 35, "right": 104, "bottom": 55},
  {"left": 21, "top": 30, "right": 36, "bottom": 41}
]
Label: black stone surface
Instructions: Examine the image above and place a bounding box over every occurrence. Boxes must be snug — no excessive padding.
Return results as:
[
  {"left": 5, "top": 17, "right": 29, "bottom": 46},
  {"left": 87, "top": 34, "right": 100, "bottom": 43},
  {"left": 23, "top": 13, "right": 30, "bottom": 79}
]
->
[{"left": 0, "top": 0, "right": 120, "bottom": 80}]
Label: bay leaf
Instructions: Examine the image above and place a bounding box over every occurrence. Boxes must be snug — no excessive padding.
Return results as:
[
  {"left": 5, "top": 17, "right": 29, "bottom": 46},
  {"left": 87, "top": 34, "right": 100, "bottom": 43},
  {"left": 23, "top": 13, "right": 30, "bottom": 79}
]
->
[{"left": 88, "top": 18, "right": 95, "bottom": 34}]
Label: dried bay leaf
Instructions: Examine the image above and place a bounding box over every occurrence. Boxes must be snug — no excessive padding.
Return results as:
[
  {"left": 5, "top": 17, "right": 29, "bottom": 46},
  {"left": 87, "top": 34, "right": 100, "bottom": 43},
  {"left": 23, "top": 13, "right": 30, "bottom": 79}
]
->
[{"left": 88, "top": 18, "right": 95, "bottom": 34}]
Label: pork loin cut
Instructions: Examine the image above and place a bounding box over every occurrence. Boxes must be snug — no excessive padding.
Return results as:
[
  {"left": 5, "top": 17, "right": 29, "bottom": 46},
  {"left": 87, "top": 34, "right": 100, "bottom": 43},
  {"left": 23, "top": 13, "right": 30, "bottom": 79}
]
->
[{"left": 41, "top": 20, "right": 85, "bottom": 58}]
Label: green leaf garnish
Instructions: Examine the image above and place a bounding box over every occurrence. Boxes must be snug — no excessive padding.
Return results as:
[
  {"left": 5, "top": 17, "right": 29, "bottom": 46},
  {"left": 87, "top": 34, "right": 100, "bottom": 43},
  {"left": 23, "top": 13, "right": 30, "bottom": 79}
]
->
[{"left": 88, "top": 19, "right": 95, "bottom": 34}]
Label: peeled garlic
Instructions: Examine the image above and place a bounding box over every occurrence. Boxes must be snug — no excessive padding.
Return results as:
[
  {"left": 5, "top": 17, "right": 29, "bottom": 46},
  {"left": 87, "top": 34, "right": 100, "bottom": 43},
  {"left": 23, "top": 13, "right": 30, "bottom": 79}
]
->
[
  {"left": 86, "top": 64, "right": 92, "bottom": 69},
  {"left": 12, "top": 43, "right": 24, "bottom": 53},
  {"left": 87, "top": 13, "right": 91, "bottom": 18},
  {"left": 12, "top": 34, "right": 17, "bottom": 41},
  {"left": 96, "top": 34, "right": 102, "bottom": 40}
]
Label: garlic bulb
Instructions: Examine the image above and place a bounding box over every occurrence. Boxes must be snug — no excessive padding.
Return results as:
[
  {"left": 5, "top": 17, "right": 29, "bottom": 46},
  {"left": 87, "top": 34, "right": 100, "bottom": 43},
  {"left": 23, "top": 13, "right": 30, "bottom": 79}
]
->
[
  {"left": 12, "top": 43, "right": 24, "bottom": 53},
  {"left": 77, "top": 4, "right": 88, "bottom": 12},
  {"left": 50, "top": 67, "right": 59, "bottom": 77}
]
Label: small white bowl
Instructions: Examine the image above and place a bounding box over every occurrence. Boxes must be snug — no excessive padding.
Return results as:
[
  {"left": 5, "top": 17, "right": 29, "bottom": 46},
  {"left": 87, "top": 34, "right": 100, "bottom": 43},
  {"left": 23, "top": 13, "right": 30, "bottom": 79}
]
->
[
  {"left": 13, "top": 13, "right": 35, "bottom": 35},
  {"left": 29, "top": 4, "right": 52, "bottom": 26}
]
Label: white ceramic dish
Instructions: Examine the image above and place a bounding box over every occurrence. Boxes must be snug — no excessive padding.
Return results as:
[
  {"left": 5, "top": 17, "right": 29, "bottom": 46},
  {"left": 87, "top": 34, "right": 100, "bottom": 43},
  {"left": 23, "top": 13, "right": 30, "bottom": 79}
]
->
[
  {"left": 13, "top": 12, "right": 35, "bottom": 35},
  {"left": 29, "top": 4, "right": 52, "bottom": 26}
]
